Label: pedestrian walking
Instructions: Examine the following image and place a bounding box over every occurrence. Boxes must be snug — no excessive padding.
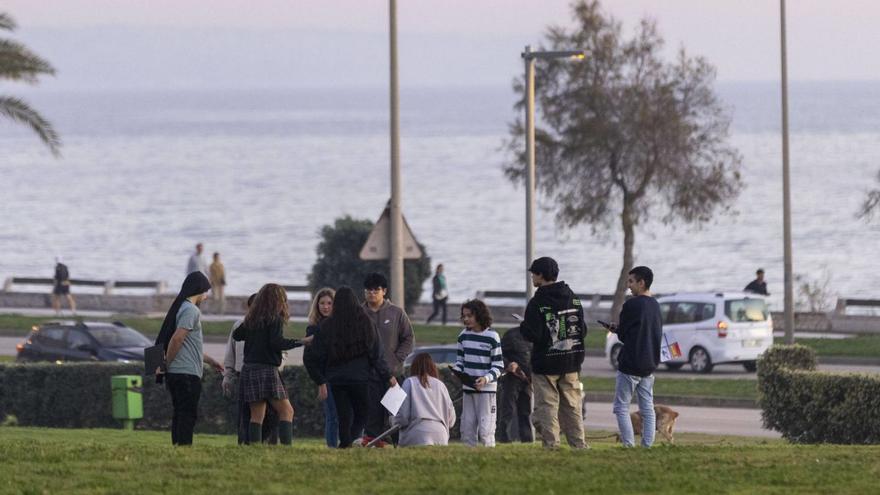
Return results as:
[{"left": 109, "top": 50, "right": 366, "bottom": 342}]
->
[
  {"left": 303, "top": 287, "right": 396, "bottom": 448},
  {"left": 51, "top": 256, "right": 76, "bottom": 316},
  {"left": 426, "top": 264, "right": 448, "bottom": 325},
  {"left": 209, "top": 252, "right": 226, "bottom": 313},
  {"left": 520, "top": 257, "right": 587, "bottom": 449},
  {"left": 452, "top": 299, "right": 503, "bottom": 447},
  {"left": 609, "top": 266, "right": 663, "bottom": 448},
  {"left": 303, "top": 287, "right": 339, "bottom": 448},
  {"left": 186, "top": 243, "right": 208, "bottom": 277},
  {"left": 155, "top": 271, "right": 224, "bottom": 446},
  {"left": 232, "top": 283, "right": 309, "bottom": 446},
  {"left": 497, "top": 326, "right": 534, "bottom": 443},
  {"left": 362, "top": 272, "right": 414, "bottom": 446}
]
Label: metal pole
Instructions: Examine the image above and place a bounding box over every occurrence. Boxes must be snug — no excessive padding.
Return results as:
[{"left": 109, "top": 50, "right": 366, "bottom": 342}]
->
[
  {"left": 389, "top": 0, "right": 404, "bottom": 308},
  {"left": 780, "top": 0, "right": 795, "bottom": 344},
  {"left": 525, "top": 46, "right": 536, "bottom": 302}
]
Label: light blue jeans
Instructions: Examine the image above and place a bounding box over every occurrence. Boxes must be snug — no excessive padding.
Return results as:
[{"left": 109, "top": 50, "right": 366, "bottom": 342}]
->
[{"left": 613, "top": 371, "right": 655, "bottom": 447}]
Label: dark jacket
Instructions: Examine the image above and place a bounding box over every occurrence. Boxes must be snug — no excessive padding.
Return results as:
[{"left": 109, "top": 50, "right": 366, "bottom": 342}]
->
[
  {"left": 520, "top": 281, "right": 586, "bottom": 375},
  {"left": 232, "top": 321, "right": 303, "bottom": 368},
  {"left": 501, "top": 327, "right": 533, "bottom": 378},
  {"left": 303, "top": 321, "right": 391, "bottom": 386},
  {"left": 615, "top": 295, "right": 663, "bottom": 377},
  {"left": 744, "top": 279, "right": 769, "bottom": 296}
]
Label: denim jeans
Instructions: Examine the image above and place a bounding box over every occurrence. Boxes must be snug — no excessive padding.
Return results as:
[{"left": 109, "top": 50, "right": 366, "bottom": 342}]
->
[
  {"left": 613, "top": 371, "right": 655, "bottom": 447},
  {"left": 323, "top": 386, "right": 339, "bottom": 448}
]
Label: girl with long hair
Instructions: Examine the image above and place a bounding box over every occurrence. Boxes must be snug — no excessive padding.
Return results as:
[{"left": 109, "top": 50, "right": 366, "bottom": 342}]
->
[
  {"left": 232, "top": 283, "right": 309, "bottom": 445},
  {"left": 303, "top": 286, "right": 396, "bottom": 448},
  {"left": 394, "top": 353, "right": 456, "bottom": 446},
  {"left": 303, "top": 287, "right": 339, "bottom": 448}
]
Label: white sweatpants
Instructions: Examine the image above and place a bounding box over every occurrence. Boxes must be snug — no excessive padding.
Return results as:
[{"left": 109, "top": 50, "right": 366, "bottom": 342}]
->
[{"left": 461, "top": 392, "right": 497, "bottom": 447}]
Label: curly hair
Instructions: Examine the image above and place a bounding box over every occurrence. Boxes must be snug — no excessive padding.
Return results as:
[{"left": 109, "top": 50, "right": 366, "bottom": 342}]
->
[
  {"left": 243, "top": 283, "right": 289, "bottom": 331},
  {"left": 461, "top": 299, "right": 493, "bottom": 330}
]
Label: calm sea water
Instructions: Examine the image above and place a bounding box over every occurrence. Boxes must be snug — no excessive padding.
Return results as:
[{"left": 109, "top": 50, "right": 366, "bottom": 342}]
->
[{"left": 2, "top": 82, "right": 879, "bottom": 308}]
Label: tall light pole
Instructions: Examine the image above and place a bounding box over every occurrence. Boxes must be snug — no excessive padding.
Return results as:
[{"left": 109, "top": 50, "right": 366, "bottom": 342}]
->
[
  {"left": 389, "top": 0, "right": 404, "bottom": 308},
  {"left": 522, "top": 46, "right": 585, "bottom": 301},
  {"left": 780, "top": 0, "right": 795, "bottom": 343}
]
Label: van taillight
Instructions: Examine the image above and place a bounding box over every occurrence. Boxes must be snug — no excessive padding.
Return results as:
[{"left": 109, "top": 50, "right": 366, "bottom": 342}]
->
[{"left": 717, "top": 321, "right": 728, "bottom": 338}]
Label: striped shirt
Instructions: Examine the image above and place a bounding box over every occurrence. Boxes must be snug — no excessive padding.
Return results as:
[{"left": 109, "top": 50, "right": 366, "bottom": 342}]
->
[{"left": 452, "top": 328, "right": 503, "bottom": 393}]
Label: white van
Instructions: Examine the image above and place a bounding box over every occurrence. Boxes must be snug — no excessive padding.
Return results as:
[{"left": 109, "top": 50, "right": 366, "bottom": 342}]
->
[{"left": 604, "top": 292, "right": 773, "bottom": 373}]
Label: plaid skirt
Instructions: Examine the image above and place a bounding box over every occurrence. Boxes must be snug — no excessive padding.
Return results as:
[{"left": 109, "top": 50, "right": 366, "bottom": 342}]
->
[{"left": 240, "top": 363, "right": 288, "bottom": 403}]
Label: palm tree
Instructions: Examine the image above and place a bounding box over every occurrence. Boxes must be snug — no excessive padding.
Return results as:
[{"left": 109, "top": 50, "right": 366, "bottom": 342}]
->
[{"left": 0, "top": 12, "right": 61, "bottom": 156}]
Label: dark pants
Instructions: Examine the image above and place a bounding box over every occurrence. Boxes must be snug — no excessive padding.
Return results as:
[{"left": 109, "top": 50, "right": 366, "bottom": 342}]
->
[
  {"left": 426, "top": 297, "right": 448, "bottom": 325},
  {"left": 331, "top": 383, "right": 370, "bottom": 448},
  {"left": 166, "top": 373, "right": 201, "bottom": 446},
  {"left": 497, "top": 374, "right": 534, "bottom": 443},
  {"left": 365, "top": 377, "right": 391, "bottom": 438}
]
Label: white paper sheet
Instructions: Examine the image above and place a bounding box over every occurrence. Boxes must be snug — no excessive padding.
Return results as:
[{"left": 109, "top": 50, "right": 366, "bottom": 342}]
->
[{"left": 380, "top": 384, "right": 407, "bottom": 416}]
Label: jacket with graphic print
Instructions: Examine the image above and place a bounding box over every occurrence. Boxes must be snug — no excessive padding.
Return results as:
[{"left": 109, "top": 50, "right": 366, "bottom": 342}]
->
[{"left": 520, "top": 281, "right": 587, "bottom": 375}]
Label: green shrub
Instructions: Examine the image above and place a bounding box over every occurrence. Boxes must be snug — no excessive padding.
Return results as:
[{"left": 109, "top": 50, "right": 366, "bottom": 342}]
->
[
  {"left": 307, "top": 215, "right": 432, "bottom": 313},
  {"left": 0, "top": 363, "right": 465, "bottom": 439},
  {"left": 758, "top": 344, "right": 880, "bottom": 444}
]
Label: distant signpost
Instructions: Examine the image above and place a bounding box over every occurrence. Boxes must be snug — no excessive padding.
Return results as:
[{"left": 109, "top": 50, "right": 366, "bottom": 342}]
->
[{"left": 359, "top": 204, "right": 422, "bottom": 261}]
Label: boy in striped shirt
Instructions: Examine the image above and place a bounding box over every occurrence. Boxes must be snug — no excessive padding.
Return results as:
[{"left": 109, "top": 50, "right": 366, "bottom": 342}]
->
[{"left": 453, "top": 299, "right": 503, "bottom": 447}]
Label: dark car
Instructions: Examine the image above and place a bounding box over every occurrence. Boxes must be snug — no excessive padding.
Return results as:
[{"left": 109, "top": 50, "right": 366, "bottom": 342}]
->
[
  {"left": 16, "top": 320, "right": 152, "bottom": 363},
  {"left": 403, "top": 344, "right": 458, "bottom": 368}
]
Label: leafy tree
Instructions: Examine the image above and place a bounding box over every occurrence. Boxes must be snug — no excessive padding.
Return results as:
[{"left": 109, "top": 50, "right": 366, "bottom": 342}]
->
[
  {"left": 0, "top": 12, "right": 60, "bottom": 156},
  {"left": 505, "top": 0, "right": 743, "bottom": 318},
  {"left": 308, "top": 215, "right": 431, "bottom": 314}
]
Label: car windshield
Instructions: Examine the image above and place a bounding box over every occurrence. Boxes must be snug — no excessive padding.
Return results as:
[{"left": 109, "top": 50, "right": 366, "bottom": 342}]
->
[
  {"left": 725, "top": 298, "right": 768, "bottom": 322},
  {"left": 87, "top": 326, "right": 152, "bottom": 348}
]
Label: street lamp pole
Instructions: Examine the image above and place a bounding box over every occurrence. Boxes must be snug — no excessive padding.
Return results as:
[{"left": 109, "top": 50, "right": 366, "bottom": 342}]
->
[
  {"left": 522, "top": 46, "right": 585, "bottom": 304},
  {"left": 389, "top": 0, "right": 404, "bottom": 308},
  {"left": 780, "top": 0, "right": 795, "bottom": 344}
]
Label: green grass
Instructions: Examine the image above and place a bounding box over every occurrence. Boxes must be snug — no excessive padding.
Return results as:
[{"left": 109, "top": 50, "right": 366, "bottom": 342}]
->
[
  {"left": 791, "top": 335, "right": 880, "bottom": 357},
  {"left": 584, "top": 376, "right": 758, "bottom": 401},
  {"left": 1, "top": 427, "right": 879, "bottom": 494}
]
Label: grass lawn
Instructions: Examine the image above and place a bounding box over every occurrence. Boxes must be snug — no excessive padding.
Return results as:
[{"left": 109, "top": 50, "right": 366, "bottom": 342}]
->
[
  {"left": 791, "top": 335, "right": 880, "bottom": 357},
  {"left": 1, "top": 427, "right": 878, "bottom": 494},
  {"left": 584, "top": 376, "right": 758, "bottom": 401}
]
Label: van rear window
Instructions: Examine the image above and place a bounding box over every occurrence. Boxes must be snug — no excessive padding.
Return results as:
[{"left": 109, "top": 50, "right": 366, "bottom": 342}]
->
[{"left": 725, "top": 299, "right": 768, "bottom": 322}]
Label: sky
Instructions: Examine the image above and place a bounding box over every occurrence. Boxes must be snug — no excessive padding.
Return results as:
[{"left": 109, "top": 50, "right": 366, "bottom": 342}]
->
[{"left": 2, "top": 0, "right": 880, "bottom": 89}]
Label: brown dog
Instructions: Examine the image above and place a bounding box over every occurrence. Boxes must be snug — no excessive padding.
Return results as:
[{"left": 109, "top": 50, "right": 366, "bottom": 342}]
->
[{"left": 631, "top": 405, "right": 679, "bottom": 444}]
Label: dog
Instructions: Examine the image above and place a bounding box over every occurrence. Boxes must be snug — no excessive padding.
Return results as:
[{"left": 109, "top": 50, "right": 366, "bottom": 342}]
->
[{"left": 631, "top": 405, "right": 679, "bottom": 444}]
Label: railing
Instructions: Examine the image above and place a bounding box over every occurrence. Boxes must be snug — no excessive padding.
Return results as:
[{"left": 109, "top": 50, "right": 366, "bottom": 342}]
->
[
  {"left": 3, "top": 276, "right": 166, "bottom": 295},
  {"left": 835, "top": 297, "right": 880, "bottom": 315},
  {"left": 475, "top": 290, "right": 615, "bottom": 308}
]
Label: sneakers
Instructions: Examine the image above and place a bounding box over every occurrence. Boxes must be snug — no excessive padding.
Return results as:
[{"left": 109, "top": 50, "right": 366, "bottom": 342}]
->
[{"left": 358, "top": 435, "right": 389, "bottom": 448}]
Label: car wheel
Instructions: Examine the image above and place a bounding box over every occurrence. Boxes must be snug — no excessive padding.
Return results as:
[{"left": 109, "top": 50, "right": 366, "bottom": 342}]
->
[
  {"left": 689, "top": 347, "right": 713, "bottom": 373},
  {"left": 665, "top": 362, "right": 684, "bottom": 371},
  {"left": 742, "top": 360, "right": 757, "bottom": 373},
  {"left": 609, "top": 344, "right": 622, "bottom": 370}
]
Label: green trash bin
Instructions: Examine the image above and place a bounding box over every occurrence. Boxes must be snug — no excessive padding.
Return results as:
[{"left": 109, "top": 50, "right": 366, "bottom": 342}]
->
[{"left": 111, "top": 375, "right": 143, "bottom": 430}]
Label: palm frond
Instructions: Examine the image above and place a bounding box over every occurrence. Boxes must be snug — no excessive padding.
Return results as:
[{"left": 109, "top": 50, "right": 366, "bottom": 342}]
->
[
  {"left": 0, "top": 13, "right": 16, "bottom": 31},
  {"left": 0, "top": 39, "right": 55, "bottom": 83},
  {"left": 0, "top": 96, "right": 62, "bottom": 157}
]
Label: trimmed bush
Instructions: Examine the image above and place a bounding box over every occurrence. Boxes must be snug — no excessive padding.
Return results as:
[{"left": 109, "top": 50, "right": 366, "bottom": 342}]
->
[
  {"left": 758, "top": 344, "right": 880, "bottom": 444},
  {"left": 0, "top": 363, "right": 464, "bottom": 439}
]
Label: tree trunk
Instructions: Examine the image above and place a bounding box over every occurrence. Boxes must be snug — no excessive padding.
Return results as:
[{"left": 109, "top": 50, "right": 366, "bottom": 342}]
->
[{"left": 610, "top": 202, "right": 636, "bottom": 322}]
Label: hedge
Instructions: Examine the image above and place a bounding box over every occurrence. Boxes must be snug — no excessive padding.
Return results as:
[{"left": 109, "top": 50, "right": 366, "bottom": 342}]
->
[
  {"left": 757, "top": 344, "right": 880, "bottom": 444},
  {"left": 0, "top": 363, "right": 465, "bottom": 439}
]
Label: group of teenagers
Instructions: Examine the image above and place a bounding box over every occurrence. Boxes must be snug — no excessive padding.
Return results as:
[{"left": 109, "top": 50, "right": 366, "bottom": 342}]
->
[{"left": 154, "top": 256, "right": 664, "bottom": 449}]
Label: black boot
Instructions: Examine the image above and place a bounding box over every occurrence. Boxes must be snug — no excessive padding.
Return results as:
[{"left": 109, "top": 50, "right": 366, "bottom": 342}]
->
[
  {"left": 248, "top": 422, "right": 262, "bottom": 444},
  {"left": 279, "top": 420, "right": 293, "bottom": 446}
]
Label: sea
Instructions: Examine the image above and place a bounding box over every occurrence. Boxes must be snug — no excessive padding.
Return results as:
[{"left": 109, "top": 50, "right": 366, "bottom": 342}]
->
[{"left": 2, "top": 82, "right": 879, "bottom": 309}]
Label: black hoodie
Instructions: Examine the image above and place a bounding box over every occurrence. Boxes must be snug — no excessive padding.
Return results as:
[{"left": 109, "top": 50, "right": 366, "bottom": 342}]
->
[{"left": 520, "top": 281, "right": 586, "bottom": 375}]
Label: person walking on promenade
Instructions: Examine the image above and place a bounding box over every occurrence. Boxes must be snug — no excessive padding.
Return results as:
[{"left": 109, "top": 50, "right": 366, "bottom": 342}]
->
[
  {"left": 304, "top": 287, "right": 396, "bottom": 448},
  {"left": 209, "top": 252, "right": 226, "bottom": 313},
  {"left": 426, "top": 264, "right": 448, "bottom": 325},
  {"left": 303, "top": 287, "right": 339, "bottom": 448},
  {"left": 51, "top": 256, "right": 76, "bottom": 316},
  {"left": 222, "top": 294, "right": 279, "bottom": 444},
  {"left": 233, "top": 283, "right": 309, "bottom": 446},
  {"left": 452, "top": 299, "right": 503, "bottom": 447},
  {"left": 186, "top": 243, "right": 208, "bottom": 277},
  {"left": 362, "top": 272, "right": 414, "bottom": 446},
  {"left": 394, "top": 353, "right": 456, "bottom": 447},
  {"left": 744, "top": 268, "right": 770, "bottom": 296},
  {"left": 609, "top": 266, "right": 663, "bottom": 448},
  {"left": 497, "top": 325, "right": 534, "bottom": 443},
  {"left": 520, "top": 257, "right": 587, "bottom": 449},
  {"left": 155, "top": 271, "right": 224, "bottom": 446}
]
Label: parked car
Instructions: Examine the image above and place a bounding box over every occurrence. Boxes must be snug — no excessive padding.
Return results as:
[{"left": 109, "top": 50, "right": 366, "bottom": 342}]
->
[
  {"left": 403, "top": 344, "right": 458, "bottom": 368},
  {"left": 16, "top": 320, "right": 152, "bottom": 363},
  {"left": 604, "top": 292, "right": 773, "bottom": 373}
]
